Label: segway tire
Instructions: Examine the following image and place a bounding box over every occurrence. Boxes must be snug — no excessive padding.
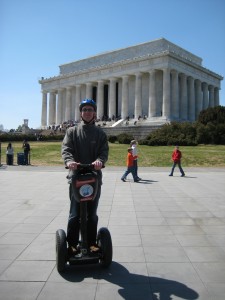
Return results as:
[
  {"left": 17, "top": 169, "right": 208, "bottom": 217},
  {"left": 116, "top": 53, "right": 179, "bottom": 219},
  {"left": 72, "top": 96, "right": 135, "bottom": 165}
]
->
[
  {"left": 97, "top": 227, "right": 112, "bottom": 267},
  {"left": 56, "top": 229, "right": 67, "bottom": 272}
]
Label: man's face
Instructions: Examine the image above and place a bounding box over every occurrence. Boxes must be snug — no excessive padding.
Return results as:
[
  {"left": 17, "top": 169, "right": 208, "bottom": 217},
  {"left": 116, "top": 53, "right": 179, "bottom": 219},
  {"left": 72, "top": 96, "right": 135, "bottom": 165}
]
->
[{"left": 80, "top": 105, "right": 96, "bottom": 122}]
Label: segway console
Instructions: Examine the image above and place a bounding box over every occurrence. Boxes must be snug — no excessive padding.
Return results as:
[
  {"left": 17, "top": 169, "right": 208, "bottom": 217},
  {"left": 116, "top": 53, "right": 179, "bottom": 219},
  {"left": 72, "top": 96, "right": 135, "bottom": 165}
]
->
[{"left": 56, "top": 164, "right": 112, "bottom": 272}]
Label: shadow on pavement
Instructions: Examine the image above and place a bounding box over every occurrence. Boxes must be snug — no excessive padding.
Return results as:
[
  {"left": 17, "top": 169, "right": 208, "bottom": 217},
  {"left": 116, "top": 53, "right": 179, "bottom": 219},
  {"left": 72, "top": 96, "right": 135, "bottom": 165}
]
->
[
  {"left": 137, "top": 179, "right": 158, "bottom": 184},
  {"left": 59, "top": 261, "right": 199, "bottom": 300}
]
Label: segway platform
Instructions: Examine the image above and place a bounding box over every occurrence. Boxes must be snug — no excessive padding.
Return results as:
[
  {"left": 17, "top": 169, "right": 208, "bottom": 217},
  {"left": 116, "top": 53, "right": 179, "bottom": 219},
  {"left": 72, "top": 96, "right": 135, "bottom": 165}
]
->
[{"left": 56, "top": 164, "right": 112, "bottom": 272}]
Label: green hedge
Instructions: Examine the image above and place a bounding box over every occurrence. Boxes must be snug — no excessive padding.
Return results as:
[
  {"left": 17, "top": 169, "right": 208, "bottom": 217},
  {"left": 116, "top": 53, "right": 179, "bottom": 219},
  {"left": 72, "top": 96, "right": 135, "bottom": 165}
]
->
[
  {"left": 117, "top": 133, "right": 134, "bottom": 144},
  {"left": 1, "top": 106, "right": 225, "bottom": 145},
  {"left": 0, "top": 133, "right": 64, "bottom": 142}
]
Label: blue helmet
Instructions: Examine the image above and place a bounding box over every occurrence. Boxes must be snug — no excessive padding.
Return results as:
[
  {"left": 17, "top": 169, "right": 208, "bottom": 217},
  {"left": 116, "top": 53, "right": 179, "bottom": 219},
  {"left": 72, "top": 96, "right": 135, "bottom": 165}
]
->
[{"left": 79, "top": 99, "right": 97, "bottom": 112}]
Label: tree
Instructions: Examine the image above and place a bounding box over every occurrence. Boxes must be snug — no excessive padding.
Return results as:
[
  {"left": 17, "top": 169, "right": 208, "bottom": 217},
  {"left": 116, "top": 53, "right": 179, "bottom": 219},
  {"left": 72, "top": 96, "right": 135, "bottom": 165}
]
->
[
  {"left": 198, "top": 106, "right": 225, "bottom": 125},
  {"left": 16, "top": 125, "right": 22, "bottom": 132}
]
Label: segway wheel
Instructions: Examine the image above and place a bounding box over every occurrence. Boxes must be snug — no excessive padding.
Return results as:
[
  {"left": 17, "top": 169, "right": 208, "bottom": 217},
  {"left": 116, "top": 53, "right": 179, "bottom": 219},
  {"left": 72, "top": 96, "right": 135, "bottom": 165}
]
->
[
  {"left": 97, "top": 227, "right": 112, "bottom": 267},
  {"left": 56, "top": 229, "right": 67, "bottom": 272}
]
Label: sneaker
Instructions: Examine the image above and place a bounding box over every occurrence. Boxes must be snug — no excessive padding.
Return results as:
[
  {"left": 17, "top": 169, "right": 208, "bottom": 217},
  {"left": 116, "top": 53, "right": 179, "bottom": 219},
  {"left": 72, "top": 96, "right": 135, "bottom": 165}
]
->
[
  {"left": 68, "top": 245, "right": 79, "bottom": 257},
  {"left": 134, "top": 178, "right": 140, "bottom": 182},
  {"left": 169, "top": 174, "right": 173, "bottom": 176},
  {"left": 90, "top": 245, "right": 100, "bottom": 253},
  {"left": 121, "top": 178, "right": 126, "bottom": 182},
  {"left": 137, "top": 177, "right": 142, "bottom": 180},
  {"left": 181, "top": 174, "right": 185, "bottom": 177}
]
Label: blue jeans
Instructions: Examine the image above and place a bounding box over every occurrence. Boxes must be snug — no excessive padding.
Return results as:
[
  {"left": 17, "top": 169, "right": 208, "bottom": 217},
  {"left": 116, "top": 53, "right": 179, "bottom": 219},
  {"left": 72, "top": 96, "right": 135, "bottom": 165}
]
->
[
  {"left": 133, "top": 159, "right": 138, "bottom": 177},
  {"left": 24, "top": 151, "right": 29, "bottom": 165},
  {"left": 170, "top": 161, "right": 185, "bottom": 176},
  {"left": 121, "top": 166, "right": 138, "bottom": 181},
  {"left": 6, "top": 154, "right": 13, "bottom": 165},
  {"left": 67, "top": 183, "right": 101, "bottom": 247}
]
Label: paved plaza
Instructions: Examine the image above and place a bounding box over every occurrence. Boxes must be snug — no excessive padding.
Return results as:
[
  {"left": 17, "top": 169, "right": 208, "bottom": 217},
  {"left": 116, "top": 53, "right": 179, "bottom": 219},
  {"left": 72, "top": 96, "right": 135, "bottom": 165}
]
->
[{"left": 0, "top": 165, "right": 225, "bottom": 299}]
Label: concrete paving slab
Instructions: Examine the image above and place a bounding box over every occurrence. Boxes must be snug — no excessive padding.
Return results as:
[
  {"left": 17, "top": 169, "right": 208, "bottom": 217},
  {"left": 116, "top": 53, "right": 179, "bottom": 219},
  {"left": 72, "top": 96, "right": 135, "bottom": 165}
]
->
[{"left": 0, "top": 165, "right": 225, "bottom": 299}]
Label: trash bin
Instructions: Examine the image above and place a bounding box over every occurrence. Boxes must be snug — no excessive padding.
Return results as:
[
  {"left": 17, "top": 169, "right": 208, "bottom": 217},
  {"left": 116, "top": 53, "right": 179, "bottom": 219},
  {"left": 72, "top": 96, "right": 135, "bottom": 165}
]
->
[{"left": 17, "top": 153, "right": 25, "bottom": 165}]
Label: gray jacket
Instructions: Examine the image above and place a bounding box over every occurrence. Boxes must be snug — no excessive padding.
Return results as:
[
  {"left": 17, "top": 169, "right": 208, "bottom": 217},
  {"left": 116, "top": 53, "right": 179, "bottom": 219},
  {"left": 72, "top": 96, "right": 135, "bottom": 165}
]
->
[{"left": 61, "top": 122, "right": 109, "bottom": 178}]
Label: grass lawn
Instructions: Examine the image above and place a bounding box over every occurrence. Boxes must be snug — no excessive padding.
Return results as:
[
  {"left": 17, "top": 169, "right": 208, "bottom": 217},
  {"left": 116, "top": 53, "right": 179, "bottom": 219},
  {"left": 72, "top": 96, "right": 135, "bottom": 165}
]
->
[{"left": 1, "top": 141, "right": 225, "bottom": 167}]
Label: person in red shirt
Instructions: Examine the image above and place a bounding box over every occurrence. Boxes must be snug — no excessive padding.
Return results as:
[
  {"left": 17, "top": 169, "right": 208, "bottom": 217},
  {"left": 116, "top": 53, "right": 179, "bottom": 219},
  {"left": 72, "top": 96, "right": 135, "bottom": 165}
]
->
[
  {"left": 121, "top": 148, "right": 140, "bottom": 182},
  {"left": 169, "top": 146, "right": 185, "bottom": 177}
]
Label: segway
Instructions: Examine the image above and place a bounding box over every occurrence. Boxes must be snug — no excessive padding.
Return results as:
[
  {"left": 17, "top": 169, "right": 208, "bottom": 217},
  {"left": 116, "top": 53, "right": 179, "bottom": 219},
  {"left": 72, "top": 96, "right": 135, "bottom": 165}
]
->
[{"left": 56, "top": 164, "right": 112, "bottom": 272}]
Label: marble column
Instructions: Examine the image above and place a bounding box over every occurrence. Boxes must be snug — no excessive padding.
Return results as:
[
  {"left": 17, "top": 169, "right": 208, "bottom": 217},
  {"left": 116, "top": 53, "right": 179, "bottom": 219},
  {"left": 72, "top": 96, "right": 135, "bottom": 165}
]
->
[
  {"left": 121, "top": 75, "right": 129, "bottom": 119},
  {"left": 62, "top": 89, "right": 66, "bottom": 123},
  {"left": 97, "top": 80, "right": 104, "bottom": 120},
  {"left": 214, "top": 87, "right": 219, "bottom": 106},
  {"left": 71, "top": 88, "right": 76, "bottom": 121},
  {"left": 134, "top": 73, "right": 142, "bottom": 119},
  {"left": 41, "top": 91, "right": 47, "bottom": 127},
  {"left": 48, "top": 91, "right": 56, "bottom": 126},
  {"left": 209, "top": 85, "right": 214, "bottom": 107},
  {"left": 202, "top": 82, "right": 209, "bottom": 110},
  {"left": 148, "top": 70, "right": 156, "bottom": 117},
  {"left": 86, "top": 82, "right": 92, "bottom": 99},
  {"left": 180, "top": 74, "right": 188, "bottom": 120},
  {"left": 171, "top": 70, "right": 179, "bottom": 120},
  {"left": 195, "top": 80, "right": 203, "bottom": 117},
  {"left": 188, "top": 77, "right": 195, "bottom": 121},
  {"left": 162, "top": 68, "right": 171, "bottom": 119},
  {"left": 109, "top": 78, "right": 116, "bottom": 118},
  {"left": 65, "top": 87, "right": 72, "bottom": 121},
  {"left": 56, "top": 89, "right": 64, "bottom": 125},
  {"left": 75, "top": 85, "right": 81, "bottom": 122}
]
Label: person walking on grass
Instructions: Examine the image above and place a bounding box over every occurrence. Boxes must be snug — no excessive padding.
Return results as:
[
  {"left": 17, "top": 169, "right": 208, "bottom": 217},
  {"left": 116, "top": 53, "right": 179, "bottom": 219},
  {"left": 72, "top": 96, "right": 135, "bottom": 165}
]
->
[
  {"left": 169, "top": 145, "right": 185, "bottom": 177},
  {"left": 121, "top": 148, "right": 140, "bottom": 182}
]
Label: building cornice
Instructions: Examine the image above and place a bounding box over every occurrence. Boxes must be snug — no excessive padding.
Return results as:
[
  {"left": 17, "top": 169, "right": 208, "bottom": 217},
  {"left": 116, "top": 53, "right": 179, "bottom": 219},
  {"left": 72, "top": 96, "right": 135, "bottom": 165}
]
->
[{"left": 39, "top": 48, "right": 223, "bottom": 86}]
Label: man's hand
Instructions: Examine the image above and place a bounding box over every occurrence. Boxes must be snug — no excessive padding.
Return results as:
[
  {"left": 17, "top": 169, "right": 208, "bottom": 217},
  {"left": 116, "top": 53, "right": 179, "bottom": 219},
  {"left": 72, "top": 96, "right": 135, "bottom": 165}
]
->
[
  {"left": 92, "top": 160, "right": 103, "bottom": 170},
  {"left": 67, "top": 161, "right": 79, "bottom": 170}
]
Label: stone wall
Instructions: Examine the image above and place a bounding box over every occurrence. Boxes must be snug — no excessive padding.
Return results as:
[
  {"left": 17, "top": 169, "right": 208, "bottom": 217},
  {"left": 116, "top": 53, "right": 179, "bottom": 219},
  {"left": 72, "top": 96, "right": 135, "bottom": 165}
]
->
[{"left": 101, "top": 125, "right": 161, "bottom": 140}]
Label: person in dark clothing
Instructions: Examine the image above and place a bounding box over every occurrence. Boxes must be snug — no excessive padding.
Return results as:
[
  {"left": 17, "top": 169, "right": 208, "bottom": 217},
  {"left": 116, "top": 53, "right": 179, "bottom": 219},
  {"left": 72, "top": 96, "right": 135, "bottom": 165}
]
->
[
  {"left": 22, "top": 140, "right": 30, "bottom": 165},
  {"left": 169, "top": 146, "right": 185, "bottom": 177},
  {"left": 61, "top": 99, "right": 109, "bottom": 257},
  {"left": 6, "top": 142, "right": 14, "bottom": 165}
]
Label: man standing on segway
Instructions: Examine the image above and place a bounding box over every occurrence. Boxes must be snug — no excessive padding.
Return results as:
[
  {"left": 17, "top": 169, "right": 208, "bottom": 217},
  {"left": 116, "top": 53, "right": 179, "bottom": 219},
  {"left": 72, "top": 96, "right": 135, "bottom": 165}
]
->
[{"left": 62, "top": 99, "right": 109, "bottom": 258}]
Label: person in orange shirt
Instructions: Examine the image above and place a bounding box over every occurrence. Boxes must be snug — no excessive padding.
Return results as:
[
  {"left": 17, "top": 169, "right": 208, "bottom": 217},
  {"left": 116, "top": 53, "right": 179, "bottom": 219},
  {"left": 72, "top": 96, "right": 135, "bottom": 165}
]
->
[
  {"left": 169, "top": 145, "right": 185, "bottom": 177},
  {"left": 130, "top": 139, "right": 141, "bottom": 181},
  {"left": 121, "top": 148, "right": 140, "bottom": 182}
]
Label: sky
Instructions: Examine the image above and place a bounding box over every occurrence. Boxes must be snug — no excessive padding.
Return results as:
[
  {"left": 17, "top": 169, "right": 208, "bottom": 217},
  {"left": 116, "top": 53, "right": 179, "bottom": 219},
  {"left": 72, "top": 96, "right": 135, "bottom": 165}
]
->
[{"left": 0, "top": 0, "right": 225, "bottom": 130}]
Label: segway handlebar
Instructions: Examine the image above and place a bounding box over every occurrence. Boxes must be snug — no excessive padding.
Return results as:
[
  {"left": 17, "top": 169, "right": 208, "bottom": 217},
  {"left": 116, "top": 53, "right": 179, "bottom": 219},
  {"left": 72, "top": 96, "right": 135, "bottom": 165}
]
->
[{"left": 65, "top": 163, "right": 105, "bottom": 170}]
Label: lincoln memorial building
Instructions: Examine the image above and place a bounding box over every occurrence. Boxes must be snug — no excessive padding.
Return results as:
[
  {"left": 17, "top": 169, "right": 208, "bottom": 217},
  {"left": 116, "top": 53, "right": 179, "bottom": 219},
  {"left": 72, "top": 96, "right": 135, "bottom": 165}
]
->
[{"left": 39, "top": 38, "right": 223, "bottom": 128}]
